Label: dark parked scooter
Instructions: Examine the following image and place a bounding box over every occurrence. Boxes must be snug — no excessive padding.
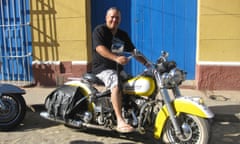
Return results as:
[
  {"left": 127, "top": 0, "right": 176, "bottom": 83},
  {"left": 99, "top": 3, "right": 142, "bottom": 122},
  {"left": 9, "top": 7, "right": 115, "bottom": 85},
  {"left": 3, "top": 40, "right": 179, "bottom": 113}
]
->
[{"left": 0, "top": 83, "right": 26, "bottom": 130}]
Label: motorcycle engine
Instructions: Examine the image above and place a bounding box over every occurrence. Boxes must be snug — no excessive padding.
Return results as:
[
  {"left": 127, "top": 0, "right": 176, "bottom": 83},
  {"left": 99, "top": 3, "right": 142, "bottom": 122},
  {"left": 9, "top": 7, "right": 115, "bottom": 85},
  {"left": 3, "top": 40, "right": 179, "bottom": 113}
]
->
[
  {"left": 94, "top": 97, "right": 112, "bottom": 113},
  {"left": 134, "top": 97, "right": 147, "bottom": 108},
  {"left": 94, "top": 97, "right": 114, "bottom": 126},
  {"left": 121, "top": 95, "right": 148, "bottom": 127},
  {"left": 93, "top": 95, "right": 148, "bottom": 128}
]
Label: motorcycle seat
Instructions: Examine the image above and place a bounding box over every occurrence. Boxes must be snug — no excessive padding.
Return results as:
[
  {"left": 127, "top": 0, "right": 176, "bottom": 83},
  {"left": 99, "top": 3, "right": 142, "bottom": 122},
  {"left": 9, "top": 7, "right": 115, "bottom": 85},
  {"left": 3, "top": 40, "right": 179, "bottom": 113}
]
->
[{"left": 83, "top": 73, "right": 105, "bottom": 85}]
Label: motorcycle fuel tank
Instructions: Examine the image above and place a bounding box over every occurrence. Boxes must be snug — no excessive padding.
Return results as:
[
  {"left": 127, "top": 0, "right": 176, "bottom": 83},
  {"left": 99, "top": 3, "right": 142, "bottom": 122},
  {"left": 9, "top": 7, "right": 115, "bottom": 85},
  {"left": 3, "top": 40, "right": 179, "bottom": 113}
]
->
[{"left": 123, "top": 76, "right": 155, "bottom": 97}]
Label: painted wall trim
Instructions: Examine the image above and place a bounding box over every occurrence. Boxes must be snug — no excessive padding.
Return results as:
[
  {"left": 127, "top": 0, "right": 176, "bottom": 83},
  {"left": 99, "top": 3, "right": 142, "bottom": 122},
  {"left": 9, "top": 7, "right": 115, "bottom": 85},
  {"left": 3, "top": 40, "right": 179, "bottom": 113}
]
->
[
  {"left": 72, "top": 61, "right": 88, "bottom": 65},
  {"left": 197, "top": 61, "right": 240, "bottom": 66},
  {"left": 32, "top": 61, "right": 88, "bottom": 65}
]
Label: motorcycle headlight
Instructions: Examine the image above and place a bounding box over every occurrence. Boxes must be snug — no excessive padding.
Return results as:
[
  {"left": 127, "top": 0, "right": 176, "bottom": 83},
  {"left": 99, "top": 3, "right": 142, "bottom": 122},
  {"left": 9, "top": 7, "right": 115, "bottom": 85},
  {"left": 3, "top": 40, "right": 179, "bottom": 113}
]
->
[{"left": 161, "top": 68, "right": 186, "bottom": 86}]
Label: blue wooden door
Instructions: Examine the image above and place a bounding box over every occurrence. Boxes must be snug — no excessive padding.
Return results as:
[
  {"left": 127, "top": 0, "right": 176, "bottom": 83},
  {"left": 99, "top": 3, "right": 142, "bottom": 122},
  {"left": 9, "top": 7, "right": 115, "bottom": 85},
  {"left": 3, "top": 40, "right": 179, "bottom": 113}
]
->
[
  {"left": 131, "top": 0, "right": 197, "bottom": 79},
  {"left": 91, "top": 0, "right": 197, "bottom": 79},
  {"left": 0, "top": 0, "right": 32, "bottom": 84}
]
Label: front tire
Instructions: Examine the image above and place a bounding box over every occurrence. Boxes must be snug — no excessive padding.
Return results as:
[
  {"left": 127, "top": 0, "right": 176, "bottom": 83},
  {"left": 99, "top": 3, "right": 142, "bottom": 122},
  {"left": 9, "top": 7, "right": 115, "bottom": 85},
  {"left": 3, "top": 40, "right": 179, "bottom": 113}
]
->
[
  {"left": 0, "top": 94, "right": 26, "bottom": 130},
  {"left": 161, "top": 114, "right": 210, "bottom": 144}
]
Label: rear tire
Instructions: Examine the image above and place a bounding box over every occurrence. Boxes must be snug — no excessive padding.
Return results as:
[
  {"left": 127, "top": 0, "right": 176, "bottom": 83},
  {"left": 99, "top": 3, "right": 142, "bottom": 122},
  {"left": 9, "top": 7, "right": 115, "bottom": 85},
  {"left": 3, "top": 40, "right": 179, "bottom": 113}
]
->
[
  {"left": 0, "top": 94, "right": 26, "bottom": 130},
  {"left": 161, "top": 114, "right": 210, "bottom": 144}
]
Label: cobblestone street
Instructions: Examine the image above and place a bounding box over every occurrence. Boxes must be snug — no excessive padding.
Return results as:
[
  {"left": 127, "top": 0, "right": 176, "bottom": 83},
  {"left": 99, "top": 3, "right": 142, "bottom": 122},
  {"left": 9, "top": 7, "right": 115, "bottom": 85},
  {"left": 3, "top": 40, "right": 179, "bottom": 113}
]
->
[
  {"left": 0, "top": 107, "right": 239, "bottom": 144},
  {"left": 0, "top": 109, "right": 154, "bottom": 144}
]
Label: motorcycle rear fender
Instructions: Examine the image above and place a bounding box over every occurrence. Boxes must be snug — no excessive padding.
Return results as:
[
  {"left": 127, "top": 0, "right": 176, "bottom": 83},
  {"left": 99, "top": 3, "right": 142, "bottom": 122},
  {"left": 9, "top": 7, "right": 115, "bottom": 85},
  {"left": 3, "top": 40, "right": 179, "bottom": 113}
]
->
[
  {"left": 0, "top": 84, "right": 25, "bottom": 95},
  {"left": 64, "top": 80, "right": 94, "bottom": 111},
  {"left": 154, "top": 96, "right": 214, "bottom": 139},
  {"left": 64, "top": 80, "right": 91, "bottom": 95}
]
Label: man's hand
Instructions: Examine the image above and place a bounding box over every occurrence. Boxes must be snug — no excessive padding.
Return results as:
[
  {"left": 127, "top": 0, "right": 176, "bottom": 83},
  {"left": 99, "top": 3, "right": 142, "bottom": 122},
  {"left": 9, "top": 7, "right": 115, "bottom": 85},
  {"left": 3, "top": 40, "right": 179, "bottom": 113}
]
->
[
  {"left": 144, "top": 62, "right": 152, "bottom": 68},
  {"left": 115, "top": 56, "right": 129, "bottom": 65}
]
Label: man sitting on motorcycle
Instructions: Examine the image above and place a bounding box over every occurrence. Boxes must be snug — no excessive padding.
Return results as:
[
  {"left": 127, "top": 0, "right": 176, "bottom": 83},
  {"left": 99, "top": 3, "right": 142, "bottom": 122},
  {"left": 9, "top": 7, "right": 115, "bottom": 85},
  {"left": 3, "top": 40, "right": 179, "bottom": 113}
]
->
[{"left": 92, "top": 7, "right": 148, "bottom": 133}]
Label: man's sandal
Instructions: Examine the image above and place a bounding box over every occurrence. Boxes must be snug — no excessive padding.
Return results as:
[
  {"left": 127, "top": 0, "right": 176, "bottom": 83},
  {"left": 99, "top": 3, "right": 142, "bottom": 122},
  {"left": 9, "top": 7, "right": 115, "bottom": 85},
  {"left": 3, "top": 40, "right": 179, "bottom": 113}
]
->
[{"left": 116, "top": 125, "right": 134, "bottom": 133}]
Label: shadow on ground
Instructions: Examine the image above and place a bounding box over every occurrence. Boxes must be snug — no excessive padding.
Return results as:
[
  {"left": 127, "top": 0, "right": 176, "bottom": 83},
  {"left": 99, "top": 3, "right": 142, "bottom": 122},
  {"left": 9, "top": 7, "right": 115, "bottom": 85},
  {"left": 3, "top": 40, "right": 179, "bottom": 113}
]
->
[
  {"left": 71, "top": 127, "right": 155, "bottom": 144},
  {"left": 9, "top": 104, "right": 156, "bottom": 143},
  {"left": 209, "top": 104, "right": 240, "bottom": 144},
  {"left": 209, "top": 121, "right": 240, "bottom": 144},
  {"left": 6, "top": 104, "right": 60, "bottom": 132},
  {"left": 70, "top": 140, "right": 103, "bottom": 144},
  {"left": 209, "top": 105, "right": 240, "bottom": 122}
]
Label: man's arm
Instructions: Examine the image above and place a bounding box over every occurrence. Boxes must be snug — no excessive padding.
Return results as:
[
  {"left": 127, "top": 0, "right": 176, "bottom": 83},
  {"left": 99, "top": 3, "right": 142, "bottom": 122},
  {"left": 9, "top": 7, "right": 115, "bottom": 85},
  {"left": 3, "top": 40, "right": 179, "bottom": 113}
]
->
[
  {"left": 96, "top": 45, "right": 129, "bottom": 65},
  {"left": 131, "top": 49, "right": 150, "bottom": 67}
]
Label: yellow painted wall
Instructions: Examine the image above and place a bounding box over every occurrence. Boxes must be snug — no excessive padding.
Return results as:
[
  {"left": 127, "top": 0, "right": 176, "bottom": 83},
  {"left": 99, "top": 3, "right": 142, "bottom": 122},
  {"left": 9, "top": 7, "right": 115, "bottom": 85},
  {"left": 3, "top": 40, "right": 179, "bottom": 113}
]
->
[
  {"left": 30, "top": 0, "right": 91, "bottom": 61},
  {"left": 198, "top": 0, "right": 240, "bottom": 62}
]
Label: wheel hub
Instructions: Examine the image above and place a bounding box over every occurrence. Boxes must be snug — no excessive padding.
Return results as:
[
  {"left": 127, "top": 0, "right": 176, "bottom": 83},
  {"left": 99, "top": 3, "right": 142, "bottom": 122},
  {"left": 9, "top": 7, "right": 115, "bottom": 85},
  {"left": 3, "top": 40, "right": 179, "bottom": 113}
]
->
[
  {"left": 178, "top": 122, "right": 193, "bottom": 141},
  {"left": 0, "top": 98, "right": 17, "bottom": 122}
]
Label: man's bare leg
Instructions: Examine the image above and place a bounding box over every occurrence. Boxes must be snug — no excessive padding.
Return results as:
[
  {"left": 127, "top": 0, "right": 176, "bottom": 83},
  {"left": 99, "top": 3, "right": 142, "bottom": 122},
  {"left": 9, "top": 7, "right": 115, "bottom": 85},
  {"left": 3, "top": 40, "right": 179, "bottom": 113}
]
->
[{"left": 111, "top": 86, "right": 134, "bottom": 133}]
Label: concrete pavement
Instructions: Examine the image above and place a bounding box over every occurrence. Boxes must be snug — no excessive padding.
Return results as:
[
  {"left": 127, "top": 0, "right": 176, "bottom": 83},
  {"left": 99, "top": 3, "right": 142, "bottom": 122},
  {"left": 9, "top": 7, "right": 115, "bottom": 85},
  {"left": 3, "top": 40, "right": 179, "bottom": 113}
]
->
[{"left": 23, "top": 82, "right": 240, "bottom": 122}]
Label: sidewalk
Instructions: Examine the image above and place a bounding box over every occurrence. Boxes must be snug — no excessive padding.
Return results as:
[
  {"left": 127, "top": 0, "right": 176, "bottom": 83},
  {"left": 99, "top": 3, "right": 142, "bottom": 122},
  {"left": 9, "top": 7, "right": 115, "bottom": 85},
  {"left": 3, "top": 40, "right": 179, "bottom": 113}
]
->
[{"left": 23, "top": 83, "right": 240, "bottom": 122}]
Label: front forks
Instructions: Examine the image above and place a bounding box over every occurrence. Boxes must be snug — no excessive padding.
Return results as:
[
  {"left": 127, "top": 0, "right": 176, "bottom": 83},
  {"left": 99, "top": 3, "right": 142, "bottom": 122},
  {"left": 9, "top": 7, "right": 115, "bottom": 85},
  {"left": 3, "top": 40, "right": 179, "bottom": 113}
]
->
[{"left": 160, "top": 88, "right": 183, "bottom": 138}]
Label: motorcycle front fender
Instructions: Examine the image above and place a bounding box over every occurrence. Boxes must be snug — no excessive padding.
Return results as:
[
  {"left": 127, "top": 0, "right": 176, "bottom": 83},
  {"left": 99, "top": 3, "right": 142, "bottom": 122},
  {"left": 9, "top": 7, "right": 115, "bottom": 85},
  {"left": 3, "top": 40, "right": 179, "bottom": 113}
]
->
[
  {"left": 153, "top": 96, "right": 214, "bottom": 139},
  {"left": 0, "top": 84, "right": 25, "bottom": 95}
]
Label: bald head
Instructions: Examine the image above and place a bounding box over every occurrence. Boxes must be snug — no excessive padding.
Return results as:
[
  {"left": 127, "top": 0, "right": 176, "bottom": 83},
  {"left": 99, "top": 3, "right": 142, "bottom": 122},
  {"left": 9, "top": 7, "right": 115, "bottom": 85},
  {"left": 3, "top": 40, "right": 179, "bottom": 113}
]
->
[
  {"left": 106, "top": 7, "right": 121, "bottom": 16},
  {"left": 105, "top": 7, "right": 121, "bottom": 33}
]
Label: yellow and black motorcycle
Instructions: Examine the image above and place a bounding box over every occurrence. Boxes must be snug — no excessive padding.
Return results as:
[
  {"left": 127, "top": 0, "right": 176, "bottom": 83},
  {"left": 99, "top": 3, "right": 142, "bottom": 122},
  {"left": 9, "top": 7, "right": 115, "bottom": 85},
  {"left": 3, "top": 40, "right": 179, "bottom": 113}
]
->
[{"left": 41, "top": 50, "right": 214, "bottom": 144}]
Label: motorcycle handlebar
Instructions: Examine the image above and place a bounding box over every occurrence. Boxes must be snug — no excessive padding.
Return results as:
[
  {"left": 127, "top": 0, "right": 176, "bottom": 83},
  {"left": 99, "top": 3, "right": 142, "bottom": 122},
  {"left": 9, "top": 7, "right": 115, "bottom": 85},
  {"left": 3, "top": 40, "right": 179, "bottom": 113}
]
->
[
  {"left": 126, "top": 49, "right": 154, "bottom": 68},
  {"left": 122, "top": 49, "right": 170, "bottom": 69}
]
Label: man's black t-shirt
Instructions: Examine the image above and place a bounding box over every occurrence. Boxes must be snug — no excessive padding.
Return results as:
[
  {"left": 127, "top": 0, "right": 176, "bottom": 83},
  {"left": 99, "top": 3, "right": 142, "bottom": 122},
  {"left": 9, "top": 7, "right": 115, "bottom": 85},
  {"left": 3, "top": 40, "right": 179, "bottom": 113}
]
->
[{"left": 92, "top": 24, "right": 135, "bottom": 74}]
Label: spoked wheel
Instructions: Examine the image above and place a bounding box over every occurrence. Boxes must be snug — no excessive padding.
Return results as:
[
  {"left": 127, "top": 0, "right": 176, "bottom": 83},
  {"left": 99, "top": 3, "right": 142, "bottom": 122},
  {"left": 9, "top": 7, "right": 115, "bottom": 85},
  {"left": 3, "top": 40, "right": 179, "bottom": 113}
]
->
[
  {"left": 0, "top": 94, "right": 26, "bottom": 130},
  {"left": 161, "top": 114, "right": 210, "bottom": 144}
]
